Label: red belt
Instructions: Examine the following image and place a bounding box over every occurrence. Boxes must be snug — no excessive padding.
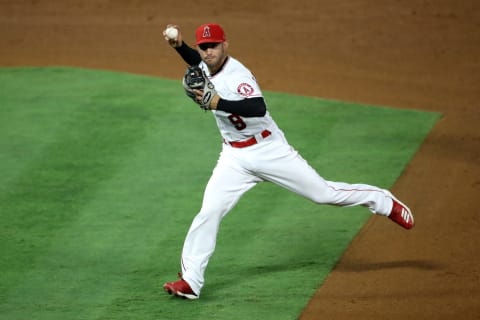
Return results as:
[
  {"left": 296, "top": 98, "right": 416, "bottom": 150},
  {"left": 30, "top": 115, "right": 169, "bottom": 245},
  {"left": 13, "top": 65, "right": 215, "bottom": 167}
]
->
[{"left": 226, "top": 130, "right": 271, "bottom": 148}]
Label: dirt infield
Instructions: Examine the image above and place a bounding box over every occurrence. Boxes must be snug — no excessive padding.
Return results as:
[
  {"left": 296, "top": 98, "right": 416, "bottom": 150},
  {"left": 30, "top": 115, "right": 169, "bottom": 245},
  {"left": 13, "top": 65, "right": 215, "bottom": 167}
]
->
[{"left": 1, "top": 1, "right": 479, "bottom": 318}]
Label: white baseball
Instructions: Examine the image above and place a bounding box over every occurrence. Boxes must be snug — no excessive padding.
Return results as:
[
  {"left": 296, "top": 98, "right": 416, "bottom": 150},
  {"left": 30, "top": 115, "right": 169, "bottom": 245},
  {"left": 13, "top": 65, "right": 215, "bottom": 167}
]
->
[{"left": 165, "top": 27, "right": 178, "bottom": 40}]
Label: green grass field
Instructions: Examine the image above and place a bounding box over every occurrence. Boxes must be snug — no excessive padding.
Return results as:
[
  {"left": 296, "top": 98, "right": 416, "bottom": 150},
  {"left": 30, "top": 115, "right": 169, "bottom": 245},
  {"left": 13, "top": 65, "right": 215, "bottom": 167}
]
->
[{"left": 0, "top": 67, "right": 439, "bottom": 319}]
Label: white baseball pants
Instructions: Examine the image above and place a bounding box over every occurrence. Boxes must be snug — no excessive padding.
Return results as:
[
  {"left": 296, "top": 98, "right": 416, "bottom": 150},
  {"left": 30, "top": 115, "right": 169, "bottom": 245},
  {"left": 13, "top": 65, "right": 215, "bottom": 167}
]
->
[{"left": 180, "top": 129, "right": 394, "bottom": 296}]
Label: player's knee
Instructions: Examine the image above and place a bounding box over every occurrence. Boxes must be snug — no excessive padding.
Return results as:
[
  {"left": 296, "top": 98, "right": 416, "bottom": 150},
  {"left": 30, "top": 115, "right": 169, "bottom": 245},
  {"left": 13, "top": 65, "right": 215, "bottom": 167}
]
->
[
  {"left": 196, "top": 206, "right": 225, "bottom": 222},
  {"left": 309, "top": 192, "right": 331, "bottom": 205}
]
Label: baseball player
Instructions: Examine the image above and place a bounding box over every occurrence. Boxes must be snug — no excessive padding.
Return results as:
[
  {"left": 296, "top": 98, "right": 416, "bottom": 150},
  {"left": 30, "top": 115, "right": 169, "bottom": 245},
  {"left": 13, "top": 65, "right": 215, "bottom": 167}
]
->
[{"left": 162, "top": 23, "right": 414, "bottom": 300}]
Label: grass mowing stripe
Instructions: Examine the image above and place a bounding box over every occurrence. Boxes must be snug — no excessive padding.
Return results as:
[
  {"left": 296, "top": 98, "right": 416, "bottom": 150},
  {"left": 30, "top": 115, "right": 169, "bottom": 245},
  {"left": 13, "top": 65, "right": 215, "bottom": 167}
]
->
[
  {"left": 0, "top": 67, "right": 218, "bottom": 319},
  {"left": 0, "top": 67, "right": 440, "bottom": 320},
  {"left": 1, "top": 68, "right": 165, "bottom": 281},
  {"left": 1, "top": 135, "right": 203, "bottom": 319}
]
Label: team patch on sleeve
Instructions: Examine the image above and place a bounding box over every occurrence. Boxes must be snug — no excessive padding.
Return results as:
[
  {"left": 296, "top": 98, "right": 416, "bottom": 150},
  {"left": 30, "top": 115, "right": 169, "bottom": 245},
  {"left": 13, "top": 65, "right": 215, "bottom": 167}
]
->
[{"left": 237, "top": 83, "right": 255, "bottom": 97}]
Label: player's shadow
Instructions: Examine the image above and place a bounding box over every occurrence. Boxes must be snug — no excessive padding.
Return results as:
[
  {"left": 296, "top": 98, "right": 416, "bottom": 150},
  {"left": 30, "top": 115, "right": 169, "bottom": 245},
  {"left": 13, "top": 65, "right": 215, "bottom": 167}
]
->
[
  {"left": 204, "top": 258, "right": 443, "bottom": 300},
  {"left": 334, "top": 259, "right": 443, "bottom": 272}
]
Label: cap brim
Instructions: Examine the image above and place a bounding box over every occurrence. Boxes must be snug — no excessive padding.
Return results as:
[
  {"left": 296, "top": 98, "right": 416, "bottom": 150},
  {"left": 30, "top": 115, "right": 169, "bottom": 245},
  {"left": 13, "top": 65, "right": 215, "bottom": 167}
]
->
[{"left": 195, "top": 39, "right": 224, "bottom": 45}]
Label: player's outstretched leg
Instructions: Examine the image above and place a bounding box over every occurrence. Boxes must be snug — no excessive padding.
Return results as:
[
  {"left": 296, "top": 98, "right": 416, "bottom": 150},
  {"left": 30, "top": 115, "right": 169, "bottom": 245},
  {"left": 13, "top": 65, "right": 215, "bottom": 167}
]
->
[{"left": 253, "top": 134, "right": 415, "bottom": 230}]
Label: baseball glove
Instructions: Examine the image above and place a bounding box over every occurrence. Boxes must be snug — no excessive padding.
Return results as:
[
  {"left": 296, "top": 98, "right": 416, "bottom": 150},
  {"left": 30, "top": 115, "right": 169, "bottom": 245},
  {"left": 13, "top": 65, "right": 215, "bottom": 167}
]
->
[{"left": 182, "top": 65, "right": 217, "bottom": 110}]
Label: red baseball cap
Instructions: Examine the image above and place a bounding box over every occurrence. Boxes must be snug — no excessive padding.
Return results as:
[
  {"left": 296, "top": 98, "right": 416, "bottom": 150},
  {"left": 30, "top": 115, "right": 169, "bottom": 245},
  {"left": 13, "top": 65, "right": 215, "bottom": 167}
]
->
[{"left": 195, "top": 23, "right": 226, "bottom": 45}]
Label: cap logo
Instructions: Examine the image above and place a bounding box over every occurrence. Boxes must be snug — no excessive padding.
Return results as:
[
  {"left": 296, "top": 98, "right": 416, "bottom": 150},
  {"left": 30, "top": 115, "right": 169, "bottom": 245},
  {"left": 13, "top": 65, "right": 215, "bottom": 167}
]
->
[{"left": 202, "top": 26, "right": 211, "bottom": 38}]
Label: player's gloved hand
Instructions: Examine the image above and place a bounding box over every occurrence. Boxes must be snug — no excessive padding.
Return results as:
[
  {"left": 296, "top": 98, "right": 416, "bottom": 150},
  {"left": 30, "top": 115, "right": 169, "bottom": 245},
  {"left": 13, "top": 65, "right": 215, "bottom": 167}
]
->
[
  {"left": 198, "top": 75, "right": 217, "bottom": 110},
  {"left": 182, "top": 75, "right": 197, "bottom": 102},
  {"left": 183, "top": 65, "right": 217, "bottom": 111}
]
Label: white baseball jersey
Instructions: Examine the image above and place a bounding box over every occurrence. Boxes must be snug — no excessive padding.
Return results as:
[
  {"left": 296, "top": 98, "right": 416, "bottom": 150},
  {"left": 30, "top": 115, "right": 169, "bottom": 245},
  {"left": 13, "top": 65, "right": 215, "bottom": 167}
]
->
[{"left": 199, "top": 57, "right": 278, "bottom": 142}]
